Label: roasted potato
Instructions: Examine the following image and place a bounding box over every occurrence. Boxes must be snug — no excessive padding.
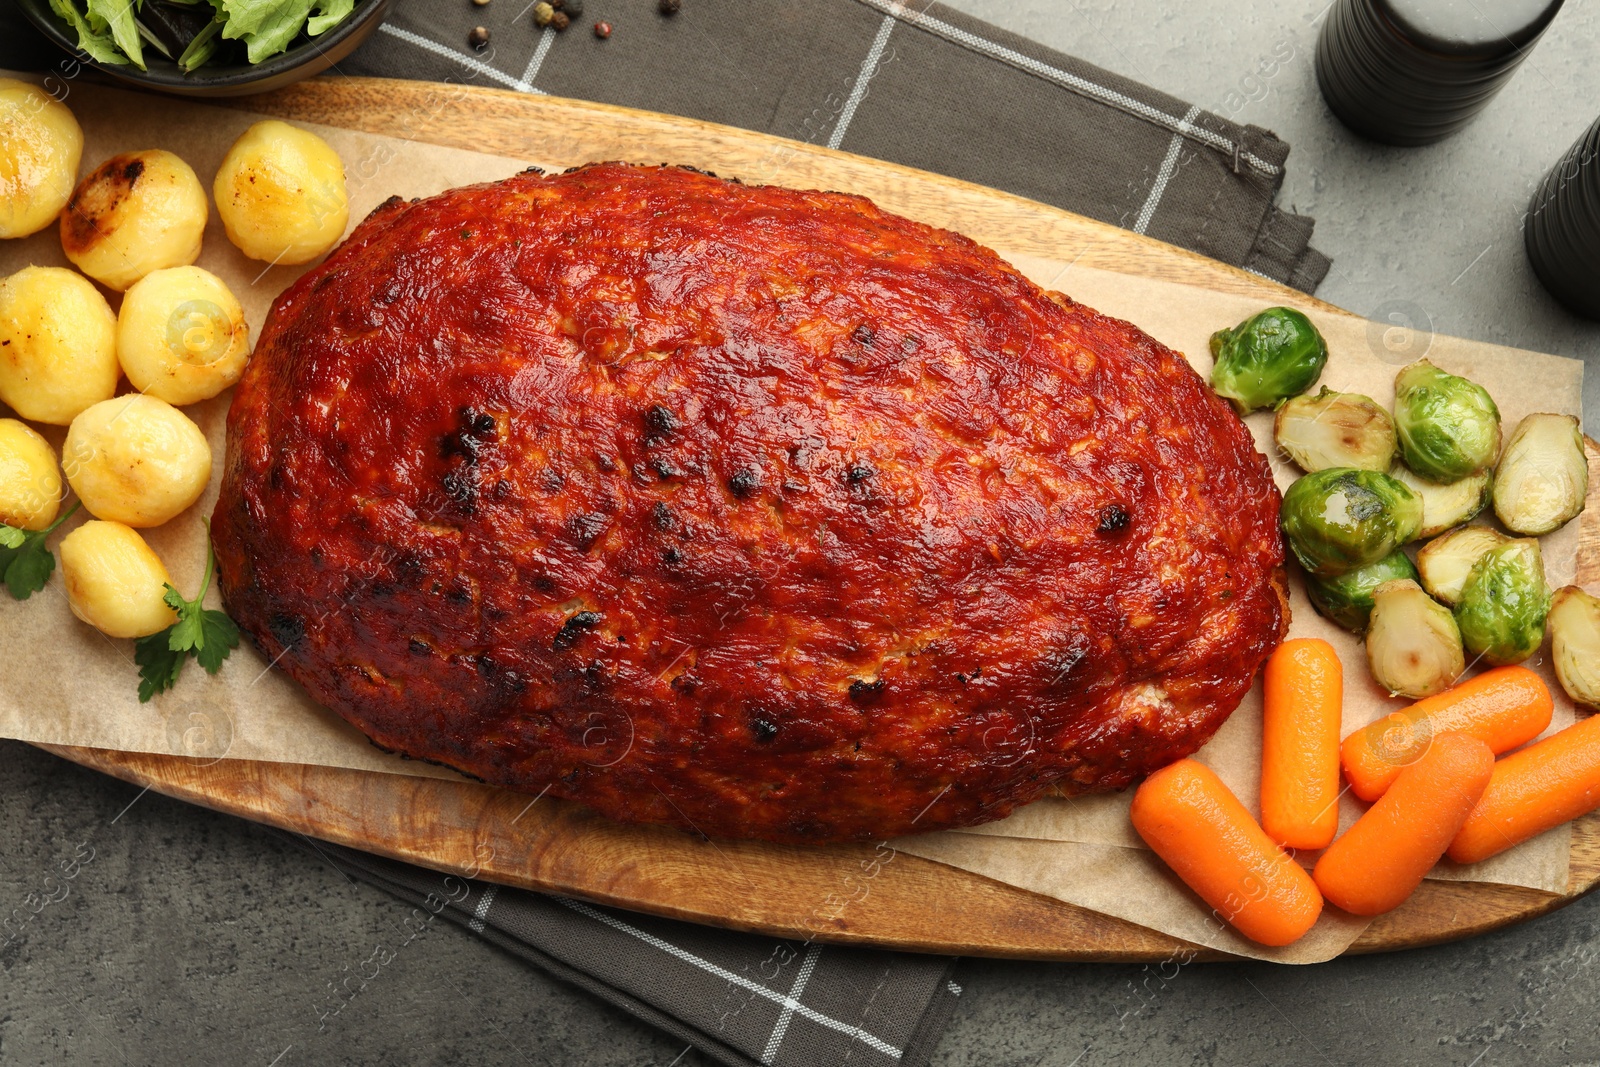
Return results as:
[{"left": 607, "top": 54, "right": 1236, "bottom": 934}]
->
[
  {"left": 0, "top": 417, "right": 62, "bottom": 530},
  {"left": 117, "top": 266, "right": 250, "bottom": 405},
  {"left": 0, "top": 78, "right": 84, "bottom": 239},
  {"left": 59, "top": 520, "right": 178, "bottom": 638},
  {"left": 63, "top": 394, "right": 211, "bottom": 527},
  {"left": 0, "top": 265, "right": 119, "bottom": 424},
  {"left": 213, "top": 120, "right": 349, "bottom": 265},
  {"left": 61, "top": 149, "right": 208, "bottom": 291}
]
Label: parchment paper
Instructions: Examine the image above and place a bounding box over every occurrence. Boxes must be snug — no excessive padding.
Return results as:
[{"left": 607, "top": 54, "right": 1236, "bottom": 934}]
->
[{"left": 0, "top": 76, "right": 1585, "bottom": 962}]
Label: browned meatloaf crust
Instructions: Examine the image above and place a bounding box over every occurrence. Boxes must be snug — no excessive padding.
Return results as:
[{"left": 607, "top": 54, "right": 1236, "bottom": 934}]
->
[{"left": 213, "top": 162, "right": 1287, "bottom": 844}]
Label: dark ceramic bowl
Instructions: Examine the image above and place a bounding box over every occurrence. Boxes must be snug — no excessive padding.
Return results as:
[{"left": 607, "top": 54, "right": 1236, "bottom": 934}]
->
[{"left": 15, "top": 0, "right": 391, "bottom": 97}]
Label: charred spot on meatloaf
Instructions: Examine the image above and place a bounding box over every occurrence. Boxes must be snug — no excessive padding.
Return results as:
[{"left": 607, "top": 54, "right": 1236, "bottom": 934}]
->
[{"left": 212, "top": 162, "right": 1287, "bottom": 844}]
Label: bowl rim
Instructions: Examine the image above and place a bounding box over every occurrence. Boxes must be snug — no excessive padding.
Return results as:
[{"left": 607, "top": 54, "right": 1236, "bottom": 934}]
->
[{"left": 15, "top": 0, "right": 390, "bottom": 89}]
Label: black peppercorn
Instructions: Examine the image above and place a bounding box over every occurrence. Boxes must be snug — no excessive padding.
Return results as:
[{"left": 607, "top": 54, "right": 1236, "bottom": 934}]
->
[
  {"left": 550, "top": 10, "right": 569, "bottom": 29},
  {"left": 594, "top": 20, "right": 611, "bottom": 37},
  {"left": 467, "top": 25, "right": 490, "bottom": 48},
  {"left": 559, "top": 0, "right": 582, "bottom": 12},
  {"left": 659, "top": 0, "right": 680, "bottom": 12}
]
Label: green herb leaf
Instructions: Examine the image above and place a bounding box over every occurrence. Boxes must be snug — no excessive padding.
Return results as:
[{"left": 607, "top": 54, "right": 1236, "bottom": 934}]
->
[
  {"left": 133, "top": 522, "right": 240, "bottom": 701},
  {"left": 0, "top": 504, "right": 80, "bottom": 601},
  {"left": 134, "top": 632, "right": 186, "bottom": 703}
]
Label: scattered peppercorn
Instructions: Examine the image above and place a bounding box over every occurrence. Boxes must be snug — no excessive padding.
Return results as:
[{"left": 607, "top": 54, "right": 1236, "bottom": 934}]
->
[
  {"left": 472, "top": 0, "right": 490, "bottom": 6},
  {"left": 468, "top": 25, "right": 490, "bottom": 48},
  {"left": 594, "top": 20, "right": 611, "bottom": 37},
  {"left": 558, "top": 0, "right": 582, "bottom": 12},
  {"left": 550, "top": 10, "right": 569, "bottom": 29},
  {"left": 532, "top": 1, "right": 553, "bottom": 25},
  {"left": 659, "top": 0, "right": 680, "bottom": 12}
]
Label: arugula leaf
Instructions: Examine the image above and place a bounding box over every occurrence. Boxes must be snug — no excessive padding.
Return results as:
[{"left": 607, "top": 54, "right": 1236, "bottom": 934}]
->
[
  {"left": 133, "top": 523, "right": 241, "bottom": 702},
  {"left": 46, "top": 0, "right": 131, "bottom": 65},
  {"left": 85, "top": 0, "right": 146, "bottom": 68},
  {"left": 306, "top": 0, "right": 352, "bottom": 35},
  {"left": 0, "top": 504, "right": 80, "bottom": 601}
]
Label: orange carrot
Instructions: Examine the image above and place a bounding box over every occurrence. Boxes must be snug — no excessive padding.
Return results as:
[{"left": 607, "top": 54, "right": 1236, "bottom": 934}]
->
[
  {"left": 1131, "top": 759, "right": 1323, "bottom": 946},
  {"left": 1341, "top": 666, "right": 1552, "bottom": 801},
  {"left": 1449, "top": 713, "right": 1600, "bottom": 865},
  {"left": 1313, "top": 732, "right": 1493, "bottom": 915},
  {"left": 1261, "top": 638, "right": 1343, "bottom": 851}
]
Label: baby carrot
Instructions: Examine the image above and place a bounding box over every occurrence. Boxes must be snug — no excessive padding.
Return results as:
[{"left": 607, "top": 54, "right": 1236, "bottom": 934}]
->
[
  {"left": 1313, "top": 732, "right": 1493, "bottom": 915},
  {"left": 1341, "top": 666, "right": 1552, "bottom": 801},
  {"left": 1131, "top": 759, "right": 1323, "bottom": 946},
  {"left": 1261, "top": 638, "right": 1343, "bottom": 850},
  {"left": 1449, "top": 713, "right": 1600, "bottom": 865}
]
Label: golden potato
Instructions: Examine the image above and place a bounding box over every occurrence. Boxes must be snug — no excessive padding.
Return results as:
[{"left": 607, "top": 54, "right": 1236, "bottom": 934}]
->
[
  {"left": 0, "top": 417, "right": 62, "bottom": 530},
  {"left": 63, "top": 394, "right": 211, "bottom": 527},
  {"left": 213, "top": 120, "right": 349, "bottom": 265},
  {"left": 59, "top": 520, "right": 178, "bottom": 638},
  {"left": 61, "top": 149, "right": 208, "bottom": 291},
  {"left": 0, "top": 265, "right": 119, "bottom": 424},
  {"left": 0, "top": 78, "right": 84, "bottom": 239},
  {"left": 117, "top": 266, "right": 250, "bottom": 406}
]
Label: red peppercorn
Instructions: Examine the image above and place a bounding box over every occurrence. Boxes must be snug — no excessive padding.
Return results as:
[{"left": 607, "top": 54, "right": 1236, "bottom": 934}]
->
[
  {"left": 593, "top": 20, "right": 611, "bottom": 38},
  {"left": 550, "top": 10, "right": 569, "bottom": 29}
]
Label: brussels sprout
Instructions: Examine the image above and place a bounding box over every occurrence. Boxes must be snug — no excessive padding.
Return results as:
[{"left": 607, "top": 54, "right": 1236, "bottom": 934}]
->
[
  {"left": 1280, "top": 468, "right": 1423, "bottom": 577},
  {"left": 1492, "top": 412, "right": 1588, "bottom": 535},
  {"left": 1273, "top": 388, "right": 1396, "bottom": 473},
  {"left": 1365, "top": 579, "right": 1465, "bottom": 699},
  {"left": 1415, "top": 524, "right": 1509, "bottom": 606},
  {"left": 1305, "top": 548, "right": 1419, "bottom": 632},
  {"left": 1393, "top": 360, "right": 1501, "bottom": 482},
  {"left": 1208, "top": 307, "right": 1329, "bottom": 414},
  {"left": 1549, "top": 586, "right": 1600, "bottom": 710},
  {"left": 1454, "top": 539, "right": 1551, "bottom": 667},
  {"left": 1388, "top": 463, "right": 1492, "bottom": 539}
]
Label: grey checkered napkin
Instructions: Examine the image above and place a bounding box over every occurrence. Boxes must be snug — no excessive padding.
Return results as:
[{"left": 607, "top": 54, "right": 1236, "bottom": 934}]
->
[
  {"left": 339, "top": 0, "right": 1329, "bottom": 292},
  {"left": 286, "top": 834, "right": 961, "bottom": 1067}
]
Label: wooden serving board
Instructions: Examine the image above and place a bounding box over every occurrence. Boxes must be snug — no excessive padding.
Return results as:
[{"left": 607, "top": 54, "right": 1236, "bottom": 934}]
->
[{"left": 32, "top": 77, "right": 1600, "bottom": 962}]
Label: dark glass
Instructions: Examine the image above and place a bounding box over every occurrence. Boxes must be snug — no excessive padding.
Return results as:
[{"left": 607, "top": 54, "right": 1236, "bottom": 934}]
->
[
  {"left": 1316, "top": 0, "right": 1565, "bottom": 146},
  {"left": 1526, "top": 117, "right": 1600, "bottom": 319}
]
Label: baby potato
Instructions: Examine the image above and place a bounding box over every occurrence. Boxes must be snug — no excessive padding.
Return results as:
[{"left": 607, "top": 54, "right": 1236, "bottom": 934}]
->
[
  {"left": 213, "top": 120, "right": 349, "bottom": 264},
  {"left": 61, "top": 149, "right": 208, "bottom": 291},
  {"left": 64, "top": 394, "right": 211, "bottom": 527},
  {"left": 59, "top": 520, "right": 178, "bottom": 638},
  {"left": 0, "top": 417, "right": 62, "bottom": 529},
  {"left": 0, "top": 78, "right": 84, "bottom": 239},
  {"left": 0, "top": 265, "right": 119, "bottom": 424},
  {"left": 118, "top": 266, "right": 250, "bottom": 405}
]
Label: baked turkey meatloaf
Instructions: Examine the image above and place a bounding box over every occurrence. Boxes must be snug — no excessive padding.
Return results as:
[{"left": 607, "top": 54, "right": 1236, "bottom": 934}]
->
[{"left": 213, "top": 162, "right": 1288, "bottom": 844}]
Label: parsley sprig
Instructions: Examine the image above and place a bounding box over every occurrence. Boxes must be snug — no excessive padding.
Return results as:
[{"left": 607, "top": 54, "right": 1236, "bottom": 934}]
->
[
  {"left": 0, "top": 503, "right": 80, "bottom": 601},
  {"left": 134, "top": 526, "right": 240, "bottom": 703}
]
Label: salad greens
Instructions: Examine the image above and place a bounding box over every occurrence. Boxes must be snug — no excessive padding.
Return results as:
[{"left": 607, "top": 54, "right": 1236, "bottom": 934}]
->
[{"left": 48, "top": 0, "right": 358, "bottom": 73}]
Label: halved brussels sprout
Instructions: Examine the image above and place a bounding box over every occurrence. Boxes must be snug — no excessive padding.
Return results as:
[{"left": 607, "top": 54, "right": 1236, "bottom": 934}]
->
[
  {"left": 1454, "top": 539, "right": 1551, "bottom": 667},
  {"left": 1388, "top": 463, "right": 1492, "bottom": 539},
  {"left": 1280, "top": 468, "right": 1423, "bottom": 577},
  {"left": 1305, "top": 548, "right": 1419, "bottom": 632},
  {"left": 1393, "top": 360, "right": 1502, "bottom": 482},
  {"left": 1416, "top": 524, "right": 1509, "bottom": 606},
  {"left": 1365, "top": 579, "right": 1465, "bottom": 699},
  {"left": 1209, "top": 307, "right": 1329, "bottom": 415},
  {"left": 1273, "top": 388, "right": 1396, "bottom": 473},
  {"left": 1492, "top": 413, "right": 1588, "bottom": 536},
  {"left": 1549, "top": 586, "right": 1600, "bottom": 710}
]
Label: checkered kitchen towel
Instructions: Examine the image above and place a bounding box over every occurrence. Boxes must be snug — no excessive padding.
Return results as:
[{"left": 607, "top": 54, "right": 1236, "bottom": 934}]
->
[
  {"left": 3, "top": 1, "right": 1329, "bottom": 1062},
  {"left": 284, "top": 833, "right": 960, "bottom": 1067}
]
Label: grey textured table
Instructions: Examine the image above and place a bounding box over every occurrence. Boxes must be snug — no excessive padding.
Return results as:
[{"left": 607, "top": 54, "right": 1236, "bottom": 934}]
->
[{"left": 3, "top": 2, "right": 1598, "bottom": 1065}]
